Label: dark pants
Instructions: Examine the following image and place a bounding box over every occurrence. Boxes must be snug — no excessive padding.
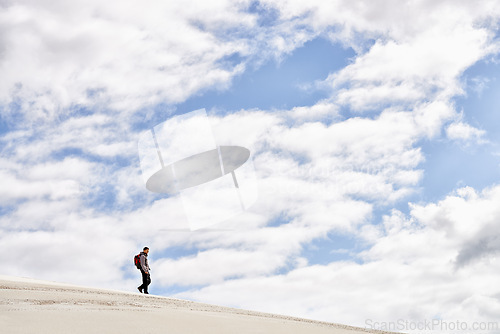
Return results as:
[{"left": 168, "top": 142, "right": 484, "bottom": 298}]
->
[{"left": 139, "top": 270, "right": 151, "bottom": 294}]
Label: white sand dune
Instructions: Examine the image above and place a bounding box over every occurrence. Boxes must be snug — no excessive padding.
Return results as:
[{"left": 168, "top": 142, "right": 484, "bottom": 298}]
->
[{"left": 0, "top": 275, "right": 390, "bottom": 334}]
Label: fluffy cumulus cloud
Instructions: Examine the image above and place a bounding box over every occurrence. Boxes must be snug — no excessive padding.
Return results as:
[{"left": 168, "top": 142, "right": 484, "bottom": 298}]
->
[
  {"left": 446, "top": 121, "right": 486, "bottom": 143},
  {"left": 1, "top": 0, "right": 500, "bottom": 330},
  {"left": 178, "top": 186, "right": 500, "bottom": 327},
  {"left": 0, "top": 0, "right": 254, "bottom": 119}
]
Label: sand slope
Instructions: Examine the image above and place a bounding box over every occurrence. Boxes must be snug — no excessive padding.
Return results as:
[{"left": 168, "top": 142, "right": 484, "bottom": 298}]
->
[{"left": 0, "top": 275, "right": 388, "bottom": 334}]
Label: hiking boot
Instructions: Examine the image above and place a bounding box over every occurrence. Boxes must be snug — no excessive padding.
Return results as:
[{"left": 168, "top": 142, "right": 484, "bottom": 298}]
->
[{"left": 137, "top": 287, "right": 143, "bottom": 293}]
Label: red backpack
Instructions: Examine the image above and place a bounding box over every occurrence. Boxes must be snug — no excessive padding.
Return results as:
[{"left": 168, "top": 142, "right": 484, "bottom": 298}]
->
[{"left": 134, "top": 254, "right": 142, "bottom": 270}]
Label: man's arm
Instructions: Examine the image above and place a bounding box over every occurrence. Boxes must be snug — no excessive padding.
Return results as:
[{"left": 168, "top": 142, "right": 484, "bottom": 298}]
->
[{"left": 140, "top": 255, "right": 148, "bottom": 274}]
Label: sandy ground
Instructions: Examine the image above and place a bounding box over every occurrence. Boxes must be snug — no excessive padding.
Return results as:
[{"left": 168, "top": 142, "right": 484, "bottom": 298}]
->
[{"left": 0, "top": 275, "right": 393, "bottom": 334}]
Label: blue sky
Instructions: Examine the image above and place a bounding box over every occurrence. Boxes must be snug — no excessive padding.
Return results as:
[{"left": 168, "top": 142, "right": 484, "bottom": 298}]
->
[
  {"left": 2, "top": 0, "right": 500, "bottom": 330},
  {"left": 178, "top": 38, "right": 355, "bottom": 112},
  {"left": 417, "top": 58, "right": 500, "bottom": 205}
]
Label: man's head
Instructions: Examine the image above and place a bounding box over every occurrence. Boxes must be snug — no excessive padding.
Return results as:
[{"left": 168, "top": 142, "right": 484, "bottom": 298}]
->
[{"left": 143, "top": 247, "right": 149, "bottom": 254}]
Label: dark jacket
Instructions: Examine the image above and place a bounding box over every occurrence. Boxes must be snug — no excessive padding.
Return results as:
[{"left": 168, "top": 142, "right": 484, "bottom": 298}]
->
[{"left": 140, "top": 252, "right": 150, "bottom": 273}]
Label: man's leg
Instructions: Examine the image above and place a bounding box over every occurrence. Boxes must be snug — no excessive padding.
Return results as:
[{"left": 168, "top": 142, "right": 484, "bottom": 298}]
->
[
  {"left": 144, "top": 273, "right": 151, "bottom": 294},
  {"left": 138, "top": 270, "right": 148, "bottom": 293}
]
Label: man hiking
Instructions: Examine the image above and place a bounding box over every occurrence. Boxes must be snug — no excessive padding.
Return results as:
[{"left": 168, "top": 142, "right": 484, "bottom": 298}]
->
[{"left": 137, "top": 247, "right": 151, "bottom": 294}]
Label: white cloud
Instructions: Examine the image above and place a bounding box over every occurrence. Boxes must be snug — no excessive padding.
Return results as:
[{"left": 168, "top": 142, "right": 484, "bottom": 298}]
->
[
  {"left": 0, "top": 0, "right": 337, "bottom": 123},
  {"left": 263, "top": 0, "right": 500, "bottom": 48},
  {"left": 154, "top": 248, "right": 290, "bottom": 286},
  {"left": 287, "top": 101, "right": 340, "bottom": 122},
  {"left": 446, "top": 122, "right": 486, "bottom": 143},
  {"left": 0, "top": 0, "right": 256, "bottom": 119},
  {"left": 177, "top": 184, "right": 500, "bottom": 327},
  {"left": 327, "top": 23, "right": 493, "bottom": 111},
  {"left": 0, "top": 161, "right": 85, "bottom": 204}
]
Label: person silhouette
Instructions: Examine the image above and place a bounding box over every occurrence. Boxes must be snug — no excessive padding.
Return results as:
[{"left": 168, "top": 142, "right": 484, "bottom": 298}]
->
[{"left": 137, "top": 247, "right": 151, "bottom": 294}]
